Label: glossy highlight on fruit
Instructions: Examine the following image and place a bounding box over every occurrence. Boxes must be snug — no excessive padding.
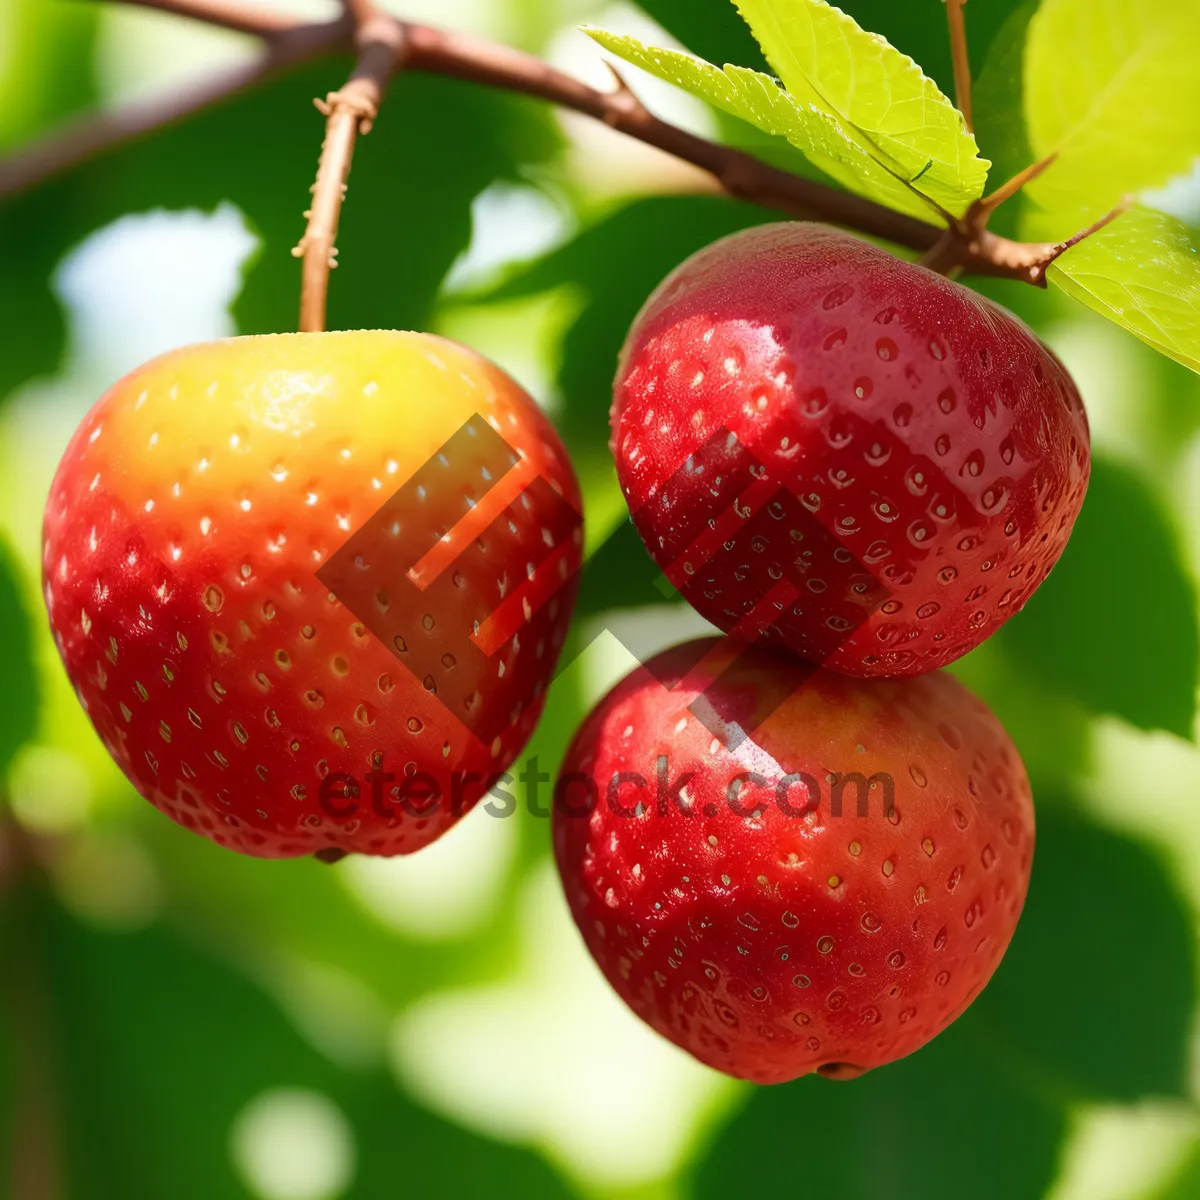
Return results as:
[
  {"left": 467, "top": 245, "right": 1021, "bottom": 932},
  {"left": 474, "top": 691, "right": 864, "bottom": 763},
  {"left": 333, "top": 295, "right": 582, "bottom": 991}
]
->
[
  {"left": 43, "top": 331, "right": 582, "bottom": 858},
  {"left": 612, "top": 223, "right": 1090, "bottom": 676},
  {"left": 553, "top": 639, "right": 1035, "bottom": 1084}
]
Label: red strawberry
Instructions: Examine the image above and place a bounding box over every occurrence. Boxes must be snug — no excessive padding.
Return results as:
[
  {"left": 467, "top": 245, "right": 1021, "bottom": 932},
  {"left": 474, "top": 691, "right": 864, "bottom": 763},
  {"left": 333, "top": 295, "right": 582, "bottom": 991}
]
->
[
  {"left": 43, "top": 331, "right": 582, "bottom": 858},
  {"left": 612, "top": 223, "right": 1090, "bottom": 676},
  {"left": 552, "top": 638, "right": 1034, "bottom": 1084}
]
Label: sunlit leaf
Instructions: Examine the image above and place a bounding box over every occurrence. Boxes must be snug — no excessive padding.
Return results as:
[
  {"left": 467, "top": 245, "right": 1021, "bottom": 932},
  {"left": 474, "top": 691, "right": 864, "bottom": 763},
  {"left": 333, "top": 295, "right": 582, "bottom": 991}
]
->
[
  {"left": 584, "top": 28, "right": 943, "bottom": 223},
  {"left": 1046, "top": 206, "right": 1200, "bottom": 375},
  {"left": 637, "top": 0, "right": 1029, "bottom": 105},
  {"left": 633, "top": 0, "right": 770, "bottom": 72},
  {"left": 999, "top": 453, "right": 1199, "bottom": 739},
  {"left": 836, "top": 0, "right": 1028, "bottom": 105},
  {"left": 731, "top": 0, "right": 988, "bottom": 211},
  {"left": 1024, "top": 0, "right": 1200, "bottom": 223}
]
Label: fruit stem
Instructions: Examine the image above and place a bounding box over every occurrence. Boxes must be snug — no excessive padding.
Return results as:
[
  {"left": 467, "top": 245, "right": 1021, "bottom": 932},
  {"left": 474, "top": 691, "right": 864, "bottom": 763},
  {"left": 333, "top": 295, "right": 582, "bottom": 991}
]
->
[
  {"left": 294, "top": 10, "right": 407, "bottom": 333},
  {"left": 945, "top": 0, "right": 973, "bottom": 132},
  {"left": 0, "top": 18, "right": 350, "bottom": 199}
]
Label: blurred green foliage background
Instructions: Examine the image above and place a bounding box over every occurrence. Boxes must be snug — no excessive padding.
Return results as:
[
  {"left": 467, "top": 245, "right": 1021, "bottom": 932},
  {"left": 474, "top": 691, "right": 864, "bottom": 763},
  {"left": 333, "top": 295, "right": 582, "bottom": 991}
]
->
[{"left": 2, "top": 1, "right": 1200, "bottom": 1197}]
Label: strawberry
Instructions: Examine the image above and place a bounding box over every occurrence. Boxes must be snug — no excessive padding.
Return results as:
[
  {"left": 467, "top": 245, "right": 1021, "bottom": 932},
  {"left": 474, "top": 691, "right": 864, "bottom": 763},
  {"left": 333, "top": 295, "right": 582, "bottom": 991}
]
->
[
  {"left": 552, "top": 638, "right": 1034, "bottom": 1084},
  {"left": 42, "top": 331, "right": 582, "bottom": 858},
  {"left": 612, "top": 223, "right": 1090, "bottom": 676}
]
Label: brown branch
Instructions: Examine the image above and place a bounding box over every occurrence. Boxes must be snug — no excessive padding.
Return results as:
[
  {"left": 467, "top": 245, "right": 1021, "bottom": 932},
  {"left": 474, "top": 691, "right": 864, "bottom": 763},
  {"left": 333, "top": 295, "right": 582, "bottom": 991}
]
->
[
  {"left": 116, "top": 0, "right": 309, "bottom": 36},
  {"left": 399, "top": 22, "right": 948, "bottom": 258},
  {"left": 295, "top": 12, "right": 406, "bottom": 331},
  {"left": 0, "top": 18, "right": 350, "bottom": 199},
  {"left": 945, "top": 0, "right": 973, "bottom": 131},
  {"left": 340, "top": 0, "right": 378, "bottom": 32},
  {"left": 922, "top": 197, "right": 1132, "bottom": 285},
  {"left": 1, "top": 812, "right": 62, "bottom": 1200},
  {"left": 0, "top": 0, "right": 1113, "bottom": 284}
]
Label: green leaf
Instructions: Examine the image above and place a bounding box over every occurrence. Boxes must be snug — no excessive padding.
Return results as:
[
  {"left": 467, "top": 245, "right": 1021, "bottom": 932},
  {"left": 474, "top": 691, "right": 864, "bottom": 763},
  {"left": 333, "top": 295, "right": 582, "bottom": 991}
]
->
[
  {"left": 638, "top": 0, "right": 1029, "bottom": 104},
  {"left": 0, "top": 537, "right": 37, "bottom": 779},
  {"left": 731, "top": 0, "right": 989, "bottom": 212},
  {"left": 348, "top": 1075, "right": 580, "bottom": 1199},
  {"left": 642, "top": 0, "right": 1025, "bottom": 203},
  {"left": 834, "top": 0, "right": 1029, "bottom": 105},
  {"left": 1150, "top": 1143, "right": 1200, "bottom": 1200},
  {"left": 584, "top": 28, "right": 943, "bottom": 223},
  {"left": 999, "top": 453, "right": 1199, "bottom": 739},
  {"left": 144, "top": 815, "right": 523, "bottom": 1013},
  {"left": 47, "top": 900, "right": 343, "bottom": 1197},
  {"left": 0, "top": 0, "right": 98, "bottom": 151},
  {"left": 1024, "top": 0, "right": 1200, "bottom": 223},
  {"left": 949, "top": 635, "right": 1091, "bottom": 790},
  {"left": 1047, "top": 206, "right": 1200, "bottom": 376},
  {"left": 633, "top": 0, "right": 770, "bottom": 73},
  {"left": 0, "top": 63, "right": 556, "bottom": 401},
  {"left": 973, "top": 804, "right": 1196, "bottom": 1100},
  {"left": 694, "top": 1014, "right": 1066, "bottom": 1200},
  {"left": 15, "top": 892, "right": 579, "bottom": 1198}
]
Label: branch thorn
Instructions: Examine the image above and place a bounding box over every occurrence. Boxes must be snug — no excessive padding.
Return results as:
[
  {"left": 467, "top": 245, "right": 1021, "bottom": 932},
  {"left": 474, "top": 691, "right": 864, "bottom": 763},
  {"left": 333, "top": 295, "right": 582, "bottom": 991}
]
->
[
  {"left": 974, "top": 151, "right": 1058, "bottom": 224},
  {"left": 1046, "top": 197, "right": 1132, "bottom": 261}
]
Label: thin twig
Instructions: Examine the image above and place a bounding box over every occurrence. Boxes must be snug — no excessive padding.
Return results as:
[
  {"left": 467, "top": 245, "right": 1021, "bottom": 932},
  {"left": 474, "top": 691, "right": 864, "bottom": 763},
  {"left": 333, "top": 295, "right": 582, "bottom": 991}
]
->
[
  {"left": 945, "top": 0, "right": 973, "bottom": 131},
  {"left": 117, "top": 0, "right": 306, "bottom": 36},
  {"left": 972, "top": 151, "right": 1058, "bottom": 224},
  {"left": 295, "top": 12, "right": 406, "bottom": 331},
  {"left": 399, "top": 22, "right": 948, "bottom": 259},
  {"left": 0, "top": 19, "right": 350, "bottom": 198},
  {"left": 1035, "top": 198, "right": 1133, "bottom": 273},
  {"left": 0, "top": 0, "right": 1121, "bottom": 283},
  {"left": 340, "top": 0, "right": 378, "bottom": 31}
]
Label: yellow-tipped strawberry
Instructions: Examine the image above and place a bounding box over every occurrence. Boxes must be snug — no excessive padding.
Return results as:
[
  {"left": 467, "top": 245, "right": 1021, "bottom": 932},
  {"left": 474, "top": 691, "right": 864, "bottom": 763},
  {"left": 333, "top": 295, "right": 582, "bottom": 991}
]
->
[{"left": 43, "top": 331, "right": 582, "bottom": 858}]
